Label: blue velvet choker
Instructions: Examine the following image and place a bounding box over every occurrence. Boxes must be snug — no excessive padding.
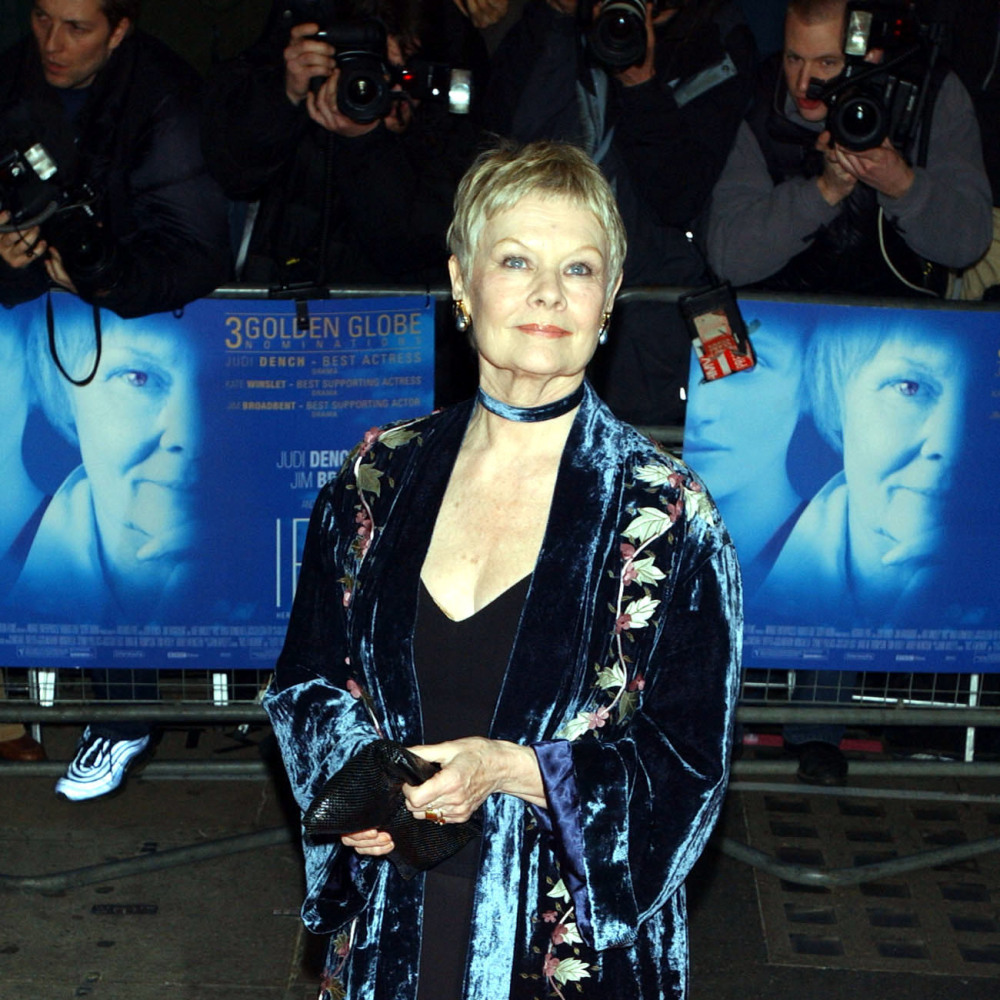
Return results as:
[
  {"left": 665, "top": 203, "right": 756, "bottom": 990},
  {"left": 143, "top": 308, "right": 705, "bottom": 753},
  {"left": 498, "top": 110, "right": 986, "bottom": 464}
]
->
[{"left": 476, "top": 383, "right": 585, "bottom": 423}]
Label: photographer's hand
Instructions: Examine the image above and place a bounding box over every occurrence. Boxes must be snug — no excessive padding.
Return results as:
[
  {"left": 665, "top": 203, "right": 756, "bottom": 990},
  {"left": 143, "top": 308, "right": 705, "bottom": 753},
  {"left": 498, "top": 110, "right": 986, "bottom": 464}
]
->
[
  {"left": 306, "top": 67, "right": 381, "bottom": 137},
  {"left": 0, "top": 211, "right": 47, "bottom": 269},
  {"left": 455, "top": 0, "right": 509, "bottom": 28},
  {"left": 830, "top": 137, "right": 914, "bottom": 200},
  {"left": 43, "top": 245, "right": 78, "bottom": 294},
  {"left": 815, "top": 131, "right": 857, "bottom": 206},
  {"left": 284, "top": 22, "right": 336, "bottom": 106}
]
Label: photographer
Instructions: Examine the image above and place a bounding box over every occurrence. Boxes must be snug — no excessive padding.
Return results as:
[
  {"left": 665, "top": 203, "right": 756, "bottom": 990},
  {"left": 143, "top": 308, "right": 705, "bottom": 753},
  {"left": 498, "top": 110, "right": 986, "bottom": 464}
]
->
[
  {"left": 201, "top": 0, "right": 487, "bottom": 288},
  {"left": 0, "top": 0, "right": 231, "bottom": 318},
  {"left": 483, "top": 0, "right": 756, "bottom": 426},
  {"left": 706, "top": 0, "right": 992, "bottom": 295}
]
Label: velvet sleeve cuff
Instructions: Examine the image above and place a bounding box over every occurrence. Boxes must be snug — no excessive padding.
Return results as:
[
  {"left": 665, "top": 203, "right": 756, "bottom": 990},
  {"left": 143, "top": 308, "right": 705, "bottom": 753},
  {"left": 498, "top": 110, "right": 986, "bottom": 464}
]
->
[{"left": 532, "top": 740, "right": 593, "bottom": 940}]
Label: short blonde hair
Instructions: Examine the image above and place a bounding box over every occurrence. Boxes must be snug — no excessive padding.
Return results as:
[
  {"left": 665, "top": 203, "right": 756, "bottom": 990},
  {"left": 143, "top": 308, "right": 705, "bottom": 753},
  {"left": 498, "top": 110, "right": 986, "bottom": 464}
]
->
[{"left": 447, "top": 139, "right": 627, "bottom": 297}]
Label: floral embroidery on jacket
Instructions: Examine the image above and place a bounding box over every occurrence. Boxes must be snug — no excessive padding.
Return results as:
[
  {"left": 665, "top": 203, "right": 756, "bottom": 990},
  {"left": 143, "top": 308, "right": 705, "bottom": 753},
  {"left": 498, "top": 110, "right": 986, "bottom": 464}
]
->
[
  {"left": 555, "top": 461, "right": 712, "bottom": 743},
  {"left": 340, "top": 421, "right": 422, "bottom": 608}
]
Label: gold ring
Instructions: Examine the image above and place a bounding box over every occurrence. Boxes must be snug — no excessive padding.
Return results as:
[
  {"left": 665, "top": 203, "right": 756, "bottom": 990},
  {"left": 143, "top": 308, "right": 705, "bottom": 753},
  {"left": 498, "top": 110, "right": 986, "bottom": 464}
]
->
[{"left": 424, "top": 810, "right": 446, "bottom": 825}]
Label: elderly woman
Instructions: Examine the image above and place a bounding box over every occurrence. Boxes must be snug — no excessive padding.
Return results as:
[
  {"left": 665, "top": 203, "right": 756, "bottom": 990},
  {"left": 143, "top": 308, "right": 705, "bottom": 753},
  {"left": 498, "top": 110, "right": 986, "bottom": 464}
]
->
[{"left": 265, "top": 140, "right": 742, "bottom": 1000}]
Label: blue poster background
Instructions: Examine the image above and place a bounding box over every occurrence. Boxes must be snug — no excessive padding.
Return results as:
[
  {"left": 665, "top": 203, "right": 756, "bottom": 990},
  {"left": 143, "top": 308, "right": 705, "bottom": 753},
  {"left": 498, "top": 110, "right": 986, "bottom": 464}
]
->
[
  {"left": 685, "top": 297, "right": 1000, "bottom": 674},
  {"left": 0, "top": 293, "right": 434, "bottom": 669}
]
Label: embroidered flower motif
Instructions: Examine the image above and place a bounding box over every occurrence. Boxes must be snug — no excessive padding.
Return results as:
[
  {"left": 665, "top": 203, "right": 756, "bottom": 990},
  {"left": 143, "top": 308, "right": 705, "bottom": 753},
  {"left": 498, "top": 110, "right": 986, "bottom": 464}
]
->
[
  {"left": 556, "top": 455, "right": 709, "bottom": 743},
  {"left": 346, "top": 679, "right": 363, "bottom": 700},
  {"left": 333, "top": 932, "right": 351, "bottom": 959},
  {"left": 357, "top": 426, "right": 382, "bottom": 458},
  {"left": 542, "top": 910, "right": 559, "bottom": 923},
  {"left": 318, "top": 968, "right": 346, "bottom": 1000}
]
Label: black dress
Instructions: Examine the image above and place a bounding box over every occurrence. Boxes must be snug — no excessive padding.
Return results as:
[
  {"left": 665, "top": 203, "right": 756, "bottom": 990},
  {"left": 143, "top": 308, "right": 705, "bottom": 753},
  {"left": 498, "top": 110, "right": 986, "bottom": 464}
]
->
[{"left": 413, "top": 575, "right": 531, "bottom": 1000}]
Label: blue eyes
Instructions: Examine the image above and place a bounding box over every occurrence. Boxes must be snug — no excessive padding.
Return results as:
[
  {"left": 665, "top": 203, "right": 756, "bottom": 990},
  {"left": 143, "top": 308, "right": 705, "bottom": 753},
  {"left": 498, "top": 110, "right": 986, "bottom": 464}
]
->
[{"left": 501, "top": 256, "right": 594, "bottom": 276}]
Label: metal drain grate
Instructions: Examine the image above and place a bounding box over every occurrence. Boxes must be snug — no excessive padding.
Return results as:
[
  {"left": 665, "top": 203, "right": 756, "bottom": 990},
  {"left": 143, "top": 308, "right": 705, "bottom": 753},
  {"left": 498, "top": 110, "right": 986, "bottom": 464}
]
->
[{"left": 741, "top": 787, "right": 1000, "bottom": 976}]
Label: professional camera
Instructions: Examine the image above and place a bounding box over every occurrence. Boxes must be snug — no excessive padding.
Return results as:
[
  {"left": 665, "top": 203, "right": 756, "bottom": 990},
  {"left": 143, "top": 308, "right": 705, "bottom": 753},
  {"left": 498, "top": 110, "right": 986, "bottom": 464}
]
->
[
  {"left": 586, "top": 0, "right": 680, "bottom": 70},
  {"left": 0, "top": 136, "right": 116, "bottom": 290},
  {"left": 805, "top": 1, "right": 937, "bottom": 152},
  {"left": 284, "top": 0, "right": 471, "bottom": 123}
]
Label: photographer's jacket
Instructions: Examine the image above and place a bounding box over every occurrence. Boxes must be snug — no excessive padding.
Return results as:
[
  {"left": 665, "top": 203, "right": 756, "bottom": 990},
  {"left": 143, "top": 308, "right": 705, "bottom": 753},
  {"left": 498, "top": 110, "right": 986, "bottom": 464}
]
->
[
  {"left": 706, "top": 52, "right": 992, "bottom": 294},
  {"left": 200, "top": 0, "right": 485, "bottom": 288},
  {"left": 0, "top": 30, "right": 231, "bottom": 318}
]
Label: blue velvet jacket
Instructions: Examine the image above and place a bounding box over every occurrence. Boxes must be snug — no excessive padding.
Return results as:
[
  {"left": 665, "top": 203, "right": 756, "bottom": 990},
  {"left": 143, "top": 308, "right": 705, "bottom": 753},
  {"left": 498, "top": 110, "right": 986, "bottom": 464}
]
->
[{"left": 263, "top": 384, "right": 742, "bottom": 999}]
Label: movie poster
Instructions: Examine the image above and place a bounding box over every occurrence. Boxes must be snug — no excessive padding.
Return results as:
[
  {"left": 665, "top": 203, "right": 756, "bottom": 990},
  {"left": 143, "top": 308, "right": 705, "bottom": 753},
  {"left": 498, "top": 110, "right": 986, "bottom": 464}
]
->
[
  {"left": 684, "top": 296, "right": 1000, "bottom": 674},
  {"left": 0, "top": 292, "right": 434, "bottom": 669}
]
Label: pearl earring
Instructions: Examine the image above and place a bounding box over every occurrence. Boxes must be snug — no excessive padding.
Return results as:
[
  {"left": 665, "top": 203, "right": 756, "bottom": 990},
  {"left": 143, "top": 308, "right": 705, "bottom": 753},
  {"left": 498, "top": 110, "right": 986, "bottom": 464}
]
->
[
  {"left": 454, "top": 299, "right": 471, "bottom": 333},
  {"left": 598, "top": 311, "right": 611, "bottom": 346}
]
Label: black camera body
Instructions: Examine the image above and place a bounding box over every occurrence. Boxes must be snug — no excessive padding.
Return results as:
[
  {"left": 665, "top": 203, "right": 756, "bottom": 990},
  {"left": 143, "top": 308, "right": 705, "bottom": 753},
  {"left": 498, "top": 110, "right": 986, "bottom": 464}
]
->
[
  {"left": 805, "top": 1, "right": 932, "bottom": 152},
  {"left": 586, "top": 0, "right": 680, "bottom": 70},
  {"left": 284, "top": 0, "right": 471, "bottom": 123},
  {"left": 0, "top": 138, "right": 116, "bottom": 289}
]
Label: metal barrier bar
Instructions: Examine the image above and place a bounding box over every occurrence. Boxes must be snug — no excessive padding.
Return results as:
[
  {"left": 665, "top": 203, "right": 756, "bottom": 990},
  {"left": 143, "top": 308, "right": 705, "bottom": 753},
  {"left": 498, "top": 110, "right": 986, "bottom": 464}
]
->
[{"left": 3, "top": 702, "right": 998, "bottom": 726}]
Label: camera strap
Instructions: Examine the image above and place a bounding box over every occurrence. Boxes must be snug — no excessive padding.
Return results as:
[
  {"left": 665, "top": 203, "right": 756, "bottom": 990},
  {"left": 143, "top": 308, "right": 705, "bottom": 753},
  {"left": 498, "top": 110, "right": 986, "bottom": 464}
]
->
[{"left": 46, "top": 291, "right": 102, "bottom": 387}]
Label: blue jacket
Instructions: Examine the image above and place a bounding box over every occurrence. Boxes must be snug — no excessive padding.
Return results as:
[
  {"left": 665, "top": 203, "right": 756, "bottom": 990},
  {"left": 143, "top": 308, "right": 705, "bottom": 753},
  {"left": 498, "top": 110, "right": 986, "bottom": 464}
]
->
[{"left": 264, "top": 384, "right": 742, "bottom": 999}]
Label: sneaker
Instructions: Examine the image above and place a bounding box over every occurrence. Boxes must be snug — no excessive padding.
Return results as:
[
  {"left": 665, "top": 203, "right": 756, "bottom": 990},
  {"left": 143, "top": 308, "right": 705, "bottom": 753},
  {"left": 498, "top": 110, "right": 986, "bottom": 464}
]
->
[{"left": 54, "top": 728, "right": 152, "bottom": 801}]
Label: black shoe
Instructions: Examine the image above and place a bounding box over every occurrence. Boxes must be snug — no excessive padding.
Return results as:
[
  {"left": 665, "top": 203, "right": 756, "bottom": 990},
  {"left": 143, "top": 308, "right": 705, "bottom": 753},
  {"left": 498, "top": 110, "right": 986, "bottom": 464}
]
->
[{"left": 788, "top": 741, "right": 847, "bottom": 786}]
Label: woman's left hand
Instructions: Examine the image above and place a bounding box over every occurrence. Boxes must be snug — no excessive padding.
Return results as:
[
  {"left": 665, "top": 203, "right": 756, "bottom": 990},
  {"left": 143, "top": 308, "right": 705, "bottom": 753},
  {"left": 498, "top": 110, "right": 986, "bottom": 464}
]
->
[{"left": 404, "top": 737, "right": 547, "bottom": 822}]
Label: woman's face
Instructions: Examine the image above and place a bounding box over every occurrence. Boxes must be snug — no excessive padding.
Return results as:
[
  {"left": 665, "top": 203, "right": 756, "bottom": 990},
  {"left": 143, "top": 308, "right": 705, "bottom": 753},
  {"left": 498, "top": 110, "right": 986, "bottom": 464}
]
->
[
  {"left": 684, "top": 324, "right": 803, "bottom": 501},
  {"left": 451, "top": 193, "right": 617, "bottom": 397},
  {"left": 841, "top": 332, "right": 970, "bottom": 574},
  {"left": 69, "top": 322, "right": 203, "bottom": 575}
]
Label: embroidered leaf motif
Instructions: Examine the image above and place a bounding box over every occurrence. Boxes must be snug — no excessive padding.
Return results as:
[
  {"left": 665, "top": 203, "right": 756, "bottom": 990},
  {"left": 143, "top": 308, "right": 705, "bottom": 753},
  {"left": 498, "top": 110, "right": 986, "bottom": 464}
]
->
[
  {"left": 596, "top": 663, "right": 627, "bottom": 691},
  {"left": 557, "top": 921, "right": 583, "bottom": 947},
  {"left": 630, "top": 554, "right": 665, "bottom": 585},
  {"left": 624, "top": 506, "right": 673, "bottom": 544},
  {"left": 683, "top": 484, "right": 716, "bottom": 525},
  {"left": 547, "top": 879, "right": 571, "bottom": 903},
  {"left": 634, "top": 464, "right": 679, "bottom": 488},
  {"left": 355, "top": 463, "right": 384, "bottom": 497},
  {"left": 555, "top": 713, "right": 593, "bottom": 742},
  {"left": 622, "top": 595, "right": 659, "bottom": 629},
  {"left": 616, "top": 689, "right": 639, "bottom": 725},
  {"left": 379, "top": 426, "right": 419, "bottom": 450},
  {"left": 553, "top": 958, "right": 591, "bottom": 985}
]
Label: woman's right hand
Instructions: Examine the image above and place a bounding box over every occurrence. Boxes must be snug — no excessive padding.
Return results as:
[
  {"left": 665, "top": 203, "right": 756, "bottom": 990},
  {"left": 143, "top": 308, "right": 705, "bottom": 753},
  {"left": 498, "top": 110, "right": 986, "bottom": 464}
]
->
[{"left": 341, "top": 828, "right": 395, "bottom": 856}]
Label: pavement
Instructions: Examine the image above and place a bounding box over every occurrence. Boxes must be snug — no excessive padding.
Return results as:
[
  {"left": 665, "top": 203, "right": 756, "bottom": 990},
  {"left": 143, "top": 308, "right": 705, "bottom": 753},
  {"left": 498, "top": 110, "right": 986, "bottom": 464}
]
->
[{"left": 1, "top": 723, "right": 998, "bottom": 1000}]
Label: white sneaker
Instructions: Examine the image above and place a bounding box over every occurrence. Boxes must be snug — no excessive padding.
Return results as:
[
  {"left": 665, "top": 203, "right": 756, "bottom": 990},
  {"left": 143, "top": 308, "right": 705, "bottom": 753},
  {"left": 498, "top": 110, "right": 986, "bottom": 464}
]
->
[{"left": 54, "top": 727, "right": 152, "bottom": 801}]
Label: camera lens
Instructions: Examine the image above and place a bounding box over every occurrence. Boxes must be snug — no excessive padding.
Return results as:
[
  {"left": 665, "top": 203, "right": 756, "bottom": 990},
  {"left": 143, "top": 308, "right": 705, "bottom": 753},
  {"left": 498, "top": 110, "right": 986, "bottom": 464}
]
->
[
  {"left": 832, "top": 94, "right": 886, "bottom": 151},
  {"left": 347, "top": 76, "right": 377, "bottom": 105},
  {"left": 589, "top": 0, "right": 647, "bottom": 68}
]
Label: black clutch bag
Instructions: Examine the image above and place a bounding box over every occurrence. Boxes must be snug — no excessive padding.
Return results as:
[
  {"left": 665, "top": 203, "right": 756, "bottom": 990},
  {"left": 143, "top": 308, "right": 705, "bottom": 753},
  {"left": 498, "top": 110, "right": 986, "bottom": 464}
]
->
[{"left": 303, "top": 739, "right": 482, "bottom": 880}]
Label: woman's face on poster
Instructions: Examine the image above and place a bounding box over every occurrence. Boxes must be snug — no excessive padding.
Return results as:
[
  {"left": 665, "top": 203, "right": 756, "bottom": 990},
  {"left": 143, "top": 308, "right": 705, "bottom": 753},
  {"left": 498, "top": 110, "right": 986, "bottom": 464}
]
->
[
  {"left": 840, "top": 332, "right": 970, "bottom": 576},
  {"left": 69, "top": 323, "right": 204, "bottom": 578}
]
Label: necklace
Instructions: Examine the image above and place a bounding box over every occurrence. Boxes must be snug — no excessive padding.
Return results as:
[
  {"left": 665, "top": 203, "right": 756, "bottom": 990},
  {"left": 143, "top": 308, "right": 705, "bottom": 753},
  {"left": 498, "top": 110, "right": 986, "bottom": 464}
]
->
[{"left": 476, "top": 383, "right": 585, "bottom": 423}]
